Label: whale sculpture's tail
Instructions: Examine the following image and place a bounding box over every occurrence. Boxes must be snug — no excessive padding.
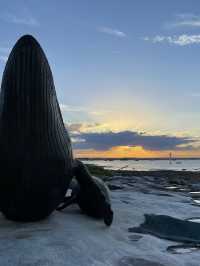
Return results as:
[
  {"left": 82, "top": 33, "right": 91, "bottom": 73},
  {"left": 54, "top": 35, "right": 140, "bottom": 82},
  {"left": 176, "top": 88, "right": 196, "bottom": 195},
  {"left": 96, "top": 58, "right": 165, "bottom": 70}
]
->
[{"left": 0, "top": 35, "right": 73, "bottom": 221}]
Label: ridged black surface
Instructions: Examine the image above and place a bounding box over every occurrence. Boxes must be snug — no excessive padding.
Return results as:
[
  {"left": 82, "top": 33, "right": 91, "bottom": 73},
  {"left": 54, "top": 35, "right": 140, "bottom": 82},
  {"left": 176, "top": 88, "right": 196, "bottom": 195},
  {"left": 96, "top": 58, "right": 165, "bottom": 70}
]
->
[{"left": 0, "top": 35, "right": 73, "bottom": 221}]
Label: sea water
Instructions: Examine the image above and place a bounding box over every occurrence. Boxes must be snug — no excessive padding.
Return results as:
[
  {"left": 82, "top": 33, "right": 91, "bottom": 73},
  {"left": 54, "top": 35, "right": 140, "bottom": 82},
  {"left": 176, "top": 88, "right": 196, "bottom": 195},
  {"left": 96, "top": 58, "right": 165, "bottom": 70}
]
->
[{"left": 82, "top": 159, "right": 200, "bottom": 171}]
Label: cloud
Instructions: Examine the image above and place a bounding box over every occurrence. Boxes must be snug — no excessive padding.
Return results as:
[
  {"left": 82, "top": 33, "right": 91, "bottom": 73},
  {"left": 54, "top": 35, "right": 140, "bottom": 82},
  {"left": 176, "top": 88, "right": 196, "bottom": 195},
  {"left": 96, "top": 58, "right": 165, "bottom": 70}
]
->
[
  {"left": 167, "top": 13, "right": 200, "bottom": 28},
  {"left": 71, "top": 130, "right": 197, "bottom": 151},
  {"left": 143, "top": 34, "right": 200, "bottom": 46},
  {"left": 1, "top": 12, "right": 39, "bottom": 26},
  {"left": 0, "top": 47, "right": 10, "bottom": 53},
  {"left": 144, "top": 13, "right": 200, "bottom": 46},
  {"left": 60, "top": 104, "right": 86, "bottom": 113},
  {"left": 97, "top": 27, "right": 126, "bottom": 38},
  {"left": 0, "top": 55, "right": 8, "bottom": 63},
  {"left": 60, "top": 103, "right": 111, "bottom": 117},
  {"left": 0, "top": 47, "right": 10, "bottom": 63},
  {"left": 66, "top": 122, "right": 103, "bottom": 135},
  {"left": 66, "top": 123, "right": 83, "bottom": 133}
]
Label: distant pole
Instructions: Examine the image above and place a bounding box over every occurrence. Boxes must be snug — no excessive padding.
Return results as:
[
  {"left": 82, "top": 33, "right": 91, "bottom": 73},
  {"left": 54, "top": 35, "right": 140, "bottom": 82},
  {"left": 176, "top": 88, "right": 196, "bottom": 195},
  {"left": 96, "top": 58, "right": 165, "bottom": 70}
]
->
[{"left": 169, "top": 152, "right": 172, "bottom": 164}]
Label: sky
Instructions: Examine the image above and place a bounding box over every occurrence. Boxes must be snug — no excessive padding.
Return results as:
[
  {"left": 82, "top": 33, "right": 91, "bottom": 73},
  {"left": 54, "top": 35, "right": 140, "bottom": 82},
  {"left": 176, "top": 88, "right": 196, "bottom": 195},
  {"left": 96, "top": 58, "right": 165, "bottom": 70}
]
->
[{"left": 1, "top": 0, "right": 200, "bottom": 158}]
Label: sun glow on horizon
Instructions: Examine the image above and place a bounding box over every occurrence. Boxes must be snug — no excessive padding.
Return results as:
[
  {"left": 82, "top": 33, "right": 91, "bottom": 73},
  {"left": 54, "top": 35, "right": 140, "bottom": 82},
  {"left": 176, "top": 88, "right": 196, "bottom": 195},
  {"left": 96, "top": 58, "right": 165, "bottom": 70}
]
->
[{"left": 74, "top": 145, "right": 200, "bottom": 159}]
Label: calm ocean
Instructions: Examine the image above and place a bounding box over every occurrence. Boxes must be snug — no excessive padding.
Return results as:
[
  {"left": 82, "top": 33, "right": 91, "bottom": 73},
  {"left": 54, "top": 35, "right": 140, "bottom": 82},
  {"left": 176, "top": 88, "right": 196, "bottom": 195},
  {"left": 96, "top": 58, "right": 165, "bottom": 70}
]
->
[{"left": 82, "top": 159, "right": 200, "bottom": 171}]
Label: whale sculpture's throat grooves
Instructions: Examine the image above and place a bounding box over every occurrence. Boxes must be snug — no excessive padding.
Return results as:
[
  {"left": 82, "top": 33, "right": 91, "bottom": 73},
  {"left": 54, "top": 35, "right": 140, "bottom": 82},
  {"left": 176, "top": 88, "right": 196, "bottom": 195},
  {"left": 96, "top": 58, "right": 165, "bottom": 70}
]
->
[{"left": 0, "top": 35, "right": 73, "bottom": 221}]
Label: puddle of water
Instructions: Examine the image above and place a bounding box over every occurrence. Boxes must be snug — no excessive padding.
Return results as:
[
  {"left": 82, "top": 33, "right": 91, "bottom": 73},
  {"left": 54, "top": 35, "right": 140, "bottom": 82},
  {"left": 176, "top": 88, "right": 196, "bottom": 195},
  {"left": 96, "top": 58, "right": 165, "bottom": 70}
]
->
[
  {"left": 179, "top": 188, "right": 189, "bottom": 191},
  {"left": 165, "top": 186, "right": 178, "bottom": 190},
  {"left": 186, "top": 217, "right": 200, "bottom": 223},
  {"left": 190, "top": 192, "right": 200, "bottom": 199},
  {"left": 167, "top": 244, "right": 200, "bottom": 254},
  {"left": 121, "top": 200, "right": 129, "bottom": 204},
  {"left": 128, "top": 234, "right": 143, "bottom": 242},
  {"left": 193, "top": 199, "right": 200, "bottom": 204},
  {"left": 189, "top": 219, "right": 200, "bottom": 223}
]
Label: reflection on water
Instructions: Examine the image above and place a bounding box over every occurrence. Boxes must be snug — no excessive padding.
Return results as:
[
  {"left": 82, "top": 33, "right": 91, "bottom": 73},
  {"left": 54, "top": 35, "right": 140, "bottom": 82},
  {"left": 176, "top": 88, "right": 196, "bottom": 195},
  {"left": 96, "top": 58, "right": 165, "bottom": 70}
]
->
[
  {"left": 190, "top": 192, "right": 200, "bottom": 199},
  {"left": 187, "top": 218, "right": 200, "bottom": 223},
  {"left": 82, "top": 159, "right": 200, "bottom": 171},
  {"left": 193, "top": 199, "right": 200, "bottom": 204},
  {"left": 167, "top": 244, "right": 200, "bottom": 254},
  {"left": 165, "top": 186, "right": 178, "bottom": 190}
]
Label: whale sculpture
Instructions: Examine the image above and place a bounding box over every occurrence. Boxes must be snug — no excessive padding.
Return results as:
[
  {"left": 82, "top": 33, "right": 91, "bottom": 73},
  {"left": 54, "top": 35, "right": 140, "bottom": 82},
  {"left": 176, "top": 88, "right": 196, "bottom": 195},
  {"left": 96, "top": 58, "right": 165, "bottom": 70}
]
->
[{"left": 0, "top": 35, "right": 113, "bottom": 225}]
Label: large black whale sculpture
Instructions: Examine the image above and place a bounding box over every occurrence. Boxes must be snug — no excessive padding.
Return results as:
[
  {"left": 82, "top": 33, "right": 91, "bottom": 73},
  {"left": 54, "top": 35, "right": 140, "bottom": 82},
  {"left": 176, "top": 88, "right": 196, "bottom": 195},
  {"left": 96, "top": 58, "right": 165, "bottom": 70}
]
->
[{"left": 0, "top": 35, "right": 113, "bottom": 225}]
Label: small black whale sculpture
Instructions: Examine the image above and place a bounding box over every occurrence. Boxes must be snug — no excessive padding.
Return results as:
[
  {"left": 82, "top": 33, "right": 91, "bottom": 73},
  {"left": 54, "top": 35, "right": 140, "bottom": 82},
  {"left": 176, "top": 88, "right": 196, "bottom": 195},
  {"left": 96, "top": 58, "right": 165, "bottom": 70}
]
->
[{"left": 0, "top": 35, "right": 113, "bottom": 225}]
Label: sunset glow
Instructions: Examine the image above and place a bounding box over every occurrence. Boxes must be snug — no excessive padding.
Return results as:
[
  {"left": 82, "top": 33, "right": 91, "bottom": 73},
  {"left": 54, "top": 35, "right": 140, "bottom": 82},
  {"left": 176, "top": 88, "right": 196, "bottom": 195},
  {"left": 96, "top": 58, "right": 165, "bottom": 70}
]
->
[
  {"left": 74, "top": 146, "right": 200, "bottom": 159},
  {"left": 1, "top": 1, "right": 200, "bottom": 158}
]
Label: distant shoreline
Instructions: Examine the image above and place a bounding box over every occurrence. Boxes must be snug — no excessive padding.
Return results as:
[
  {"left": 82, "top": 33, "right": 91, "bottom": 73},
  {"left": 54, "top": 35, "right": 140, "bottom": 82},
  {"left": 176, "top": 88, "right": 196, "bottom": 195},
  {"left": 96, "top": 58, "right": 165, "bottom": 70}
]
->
[
  {"left": 86, "top": 164, "right": 200, "bottom": 185},
  {"left": 79, "top": 157, "right": 200, "bottom": 161}
]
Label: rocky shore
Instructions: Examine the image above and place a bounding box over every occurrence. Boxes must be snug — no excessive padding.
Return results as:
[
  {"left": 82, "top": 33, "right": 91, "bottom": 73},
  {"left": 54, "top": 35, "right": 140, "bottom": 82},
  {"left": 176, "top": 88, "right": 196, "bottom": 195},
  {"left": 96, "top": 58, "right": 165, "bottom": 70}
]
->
[
  {"left": 1, "top": 165, "right": 200, "bottom": 265},
  {"left": 87, "top": 163, "right": 200, "bottom": 192}
]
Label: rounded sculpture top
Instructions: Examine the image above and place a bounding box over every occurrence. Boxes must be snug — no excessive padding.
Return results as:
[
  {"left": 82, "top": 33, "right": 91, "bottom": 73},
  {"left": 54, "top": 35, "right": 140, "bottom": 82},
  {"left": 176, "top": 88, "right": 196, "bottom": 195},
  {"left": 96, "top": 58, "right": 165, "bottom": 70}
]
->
[
  {"left": 7, "top": 34, "right": 45, "bottom": 57},
  {"left": 15, "top": 34, "right": 40, "bottom": 45},
  {"left": 4, "top": 34, "right": 51, "bottom": 79}
]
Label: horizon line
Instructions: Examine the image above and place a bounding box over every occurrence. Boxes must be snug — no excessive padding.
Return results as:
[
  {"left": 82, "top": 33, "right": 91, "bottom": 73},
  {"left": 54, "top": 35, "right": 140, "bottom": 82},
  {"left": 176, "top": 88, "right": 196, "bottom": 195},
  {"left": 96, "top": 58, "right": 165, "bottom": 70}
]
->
[{"left": 77, "top": 157, "right": 200, "bottom": 160}]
